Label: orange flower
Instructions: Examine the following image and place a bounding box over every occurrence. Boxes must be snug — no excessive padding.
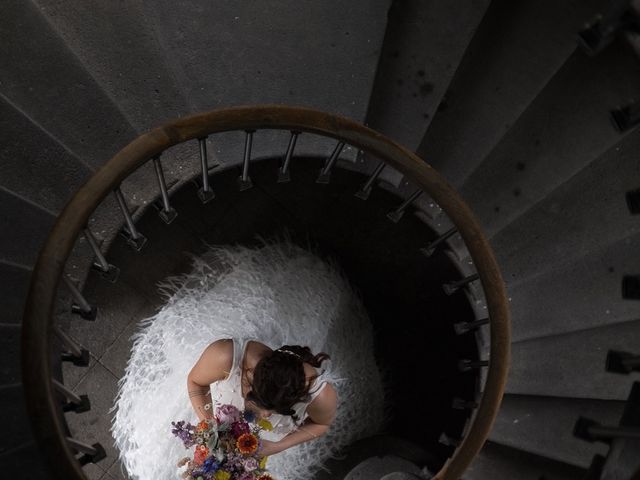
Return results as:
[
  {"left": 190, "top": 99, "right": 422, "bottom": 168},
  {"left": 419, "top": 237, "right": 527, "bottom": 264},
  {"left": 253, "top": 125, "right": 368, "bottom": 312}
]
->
[
  {"left": 197, "top": 420, "right": 210, "bottom": 431},
  {"left": 257, "top": 474, "right": 273, "bottom": 480},
  {"left": 236, "top": 433, "right": 259, "bottom": 454},
  {"left": 194, "top": 444, "right": 209, "bottom": 464}
]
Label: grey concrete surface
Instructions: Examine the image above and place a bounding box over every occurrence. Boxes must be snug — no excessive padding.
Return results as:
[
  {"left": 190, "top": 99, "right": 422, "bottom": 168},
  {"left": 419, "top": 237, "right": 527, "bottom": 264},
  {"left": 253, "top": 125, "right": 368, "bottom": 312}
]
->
[
  {"left": 487, "top": 127, "right": 640, "bottom": 288},
  {"left": 0, "top": 0, "right": 137, "bottom": 169},
  {"left": 0, "top": 188, "right": 56, "bottom": 267},
  {"left": 458, "top": 43, "right": 640, "bottom": 239},
  {"left": 464, "top": 441, "right": 586, "bottom": 480},
  {"left": 491, "top": 394, "right": 625, "bottom": 467},
  {"left": 417, "top": 0, "right": 605, "bottom": 189},
  {"left": 0, "top": 261, "right": 32, "bottom": 325},
  {"left": 0, "top": 441, "right": 53, "bottom": 480},
  {"left": 0, "top": 384, "right": 35, "bottom": 455},
  {"left": 33, "top": 0, "right": 194, "bottom": 131},
  {"left": 136, "top": 0, "right": 391, "bottom": 166},
  {"left": 508, "top": 319, "right": 640, "bottom": 400},
  {"left": 363, "top": 0, "right": 489, "bottom": 186},
  {"left": 0, "top": 96, "right": 94, "bottom": 211},
  {"left": 504, "top": 232, "right": 640, "bottom": 342},
  {"left": 0, "top": 324, "right": 21, "bottom": 385}
]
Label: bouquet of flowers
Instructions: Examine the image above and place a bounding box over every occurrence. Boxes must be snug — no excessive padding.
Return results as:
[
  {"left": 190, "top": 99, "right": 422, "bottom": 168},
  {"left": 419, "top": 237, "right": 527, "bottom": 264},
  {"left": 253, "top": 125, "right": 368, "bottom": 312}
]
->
[{"left": 171, "top": 404, "right": 275, "bottom": 480}]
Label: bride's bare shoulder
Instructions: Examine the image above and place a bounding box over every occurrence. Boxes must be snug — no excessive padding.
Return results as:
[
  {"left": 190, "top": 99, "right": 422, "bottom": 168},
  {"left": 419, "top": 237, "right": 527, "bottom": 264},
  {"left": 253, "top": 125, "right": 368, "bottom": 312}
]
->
[{"left": 188, "top": 339, "right": 233, "bottom": 385}]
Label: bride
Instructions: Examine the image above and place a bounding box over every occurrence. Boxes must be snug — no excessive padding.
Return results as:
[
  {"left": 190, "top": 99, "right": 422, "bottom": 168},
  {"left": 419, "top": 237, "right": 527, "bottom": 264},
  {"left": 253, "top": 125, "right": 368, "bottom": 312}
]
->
[{"left": 110, "top": 234, "right": 386, "bottom": 479}]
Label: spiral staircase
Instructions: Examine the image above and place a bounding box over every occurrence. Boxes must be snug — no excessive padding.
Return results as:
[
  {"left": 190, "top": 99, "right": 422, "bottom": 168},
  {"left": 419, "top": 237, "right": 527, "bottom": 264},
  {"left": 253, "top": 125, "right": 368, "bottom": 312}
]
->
[{"left": 2, "top": 1, "right": 640, "bottom": 479}]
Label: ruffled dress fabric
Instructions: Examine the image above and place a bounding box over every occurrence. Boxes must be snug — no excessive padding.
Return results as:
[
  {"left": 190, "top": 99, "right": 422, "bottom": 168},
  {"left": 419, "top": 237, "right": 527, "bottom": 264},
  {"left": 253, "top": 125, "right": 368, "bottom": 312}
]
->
[{"left": 109, "top": 237, "right": 386, "bottom": 480}]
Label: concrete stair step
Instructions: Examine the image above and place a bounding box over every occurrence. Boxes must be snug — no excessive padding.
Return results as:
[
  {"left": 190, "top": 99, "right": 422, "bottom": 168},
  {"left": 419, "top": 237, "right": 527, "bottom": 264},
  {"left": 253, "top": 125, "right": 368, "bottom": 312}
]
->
[
  {"left": 133, "top": 0, "right": 391, "bottom": 168},
  {"left": 0, "top": 96, "right": 94, "bottom": 212},
  {"left": 363, "top": 0, "right": 490, "bottom": 187},
  {"left": 490, "top": 394, "right": 626, "bottom": 468},
  {"left": 502, "top": 231, "right": 640, "bottom": 342},
  {"left": 33, "top": 0, "right": 193, "bottom": 131},
  {"left": 464, "top": 441, "right": 587, "bottom": 480},
  {"left": 0, "top": 441, "right": 53, "bottom": 480},
  {"left": 416, "top": 0, "right": 605, "bottom": 189},
  {"left": 457, "top": 38, "right": 640, "bottom": 239},
  {"left": 508, "top": 318, "right": 640, "bottom": 400},
  {"left": 485, "top": 128, "right": 640, "bottom": 290},
  {"left": 1, "top": 0, "right": 137, "bottom": 169},
  {"left": 0, "top": 187, "right": 56, "bottom": 267},
  {"left": 0, "top": 261, "right": 32, "bottom": 326}
]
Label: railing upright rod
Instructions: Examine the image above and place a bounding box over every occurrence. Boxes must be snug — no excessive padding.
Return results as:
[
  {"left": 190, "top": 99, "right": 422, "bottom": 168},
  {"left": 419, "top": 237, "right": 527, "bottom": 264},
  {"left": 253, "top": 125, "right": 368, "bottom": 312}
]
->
[
  {"left": 421, "top": 227, "right": 457, "bottom": 258},
  {"left": 152, "top": 156, "right": 177, "bottom": 224},
  {"left": 278, "top": 131, "right": 300, "bottom": 183},
  {"left": 114, "top": 188, "right": 147, "bottom": 250},
  {"left": 238, "top": 130, "right": 255, "bottom": 190},
  {"left": 197, "top": 137, "right": 215, "bottom": 203},
  {"left": 355, "top": 160, "right": 386, "bottom": 200},
  {"left": 316, "top": 141, "right": 345, "bottom": 184},
  {"left": 62, "top": 275, "right": 96, "bottom": 320},
  {"left": 387, "top": 189, "right": 423, "bottom": 223}
]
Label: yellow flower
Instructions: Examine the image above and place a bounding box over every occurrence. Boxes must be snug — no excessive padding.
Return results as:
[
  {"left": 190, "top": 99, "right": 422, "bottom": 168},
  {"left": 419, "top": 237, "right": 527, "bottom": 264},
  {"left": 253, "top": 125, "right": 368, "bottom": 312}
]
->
[
  {"left": 259, "top": 456, "right": 269, "bottom": 469},
  {"left": 257, "top": 418, "right": 273, "bottom": 431},
  {"left": 214, "top": 471, "right": 231, "bottom": 480}
]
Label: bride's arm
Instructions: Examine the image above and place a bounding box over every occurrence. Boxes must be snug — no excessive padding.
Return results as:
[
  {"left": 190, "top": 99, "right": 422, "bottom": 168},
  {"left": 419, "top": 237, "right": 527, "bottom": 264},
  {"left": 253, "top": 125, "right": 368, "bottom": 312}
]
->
[
  {"left": 261, "top": 384, "right": 338, "bottom": 456},
  {"left": 187, "top": 339, "right": 233, "bottom": 421}
]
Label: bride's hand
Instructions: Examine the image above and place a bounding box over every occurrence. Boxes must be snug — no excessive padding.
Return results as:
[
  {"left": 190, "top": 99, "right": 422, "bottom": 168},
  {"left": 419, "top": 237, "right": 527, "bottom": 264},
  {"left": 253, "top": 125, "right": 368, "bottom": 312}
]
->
[{"left": 258, "top": 439, "right": 281, "bottom": 457}]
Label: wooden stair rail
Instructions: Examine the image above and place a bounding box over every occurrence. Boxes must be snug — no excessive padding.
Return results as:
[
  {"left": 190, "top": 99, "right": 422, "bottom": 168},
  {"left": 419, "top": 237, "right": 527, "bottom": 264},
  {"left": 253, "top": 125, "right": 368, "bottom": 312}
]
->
[{"left": 22, "top": 105, "right": 511, "bottom": 480}]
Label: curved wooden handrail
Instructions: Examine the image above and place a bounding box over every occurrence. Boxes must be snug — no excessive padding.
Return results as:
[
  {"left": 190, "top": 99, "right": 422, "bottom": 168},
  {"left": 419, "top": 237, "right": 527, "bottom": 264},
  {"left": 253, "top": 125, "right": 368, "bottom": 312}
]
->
[{"left": 22, "top": 105, "right": 510, "bottom": 480}]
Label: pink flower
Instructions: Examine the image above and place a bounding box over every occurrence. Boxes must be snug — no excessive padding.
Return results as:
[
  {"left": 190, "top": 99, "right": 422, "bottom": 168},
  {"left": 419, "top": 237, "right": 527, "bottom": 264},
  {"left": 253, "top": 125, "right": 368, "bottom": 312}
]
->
[
  {"left": 242, "top": 457, "right": 259, "bottom": 472},
  {"left": 215, "top": 404, "right": 242, "bottom": 425}
]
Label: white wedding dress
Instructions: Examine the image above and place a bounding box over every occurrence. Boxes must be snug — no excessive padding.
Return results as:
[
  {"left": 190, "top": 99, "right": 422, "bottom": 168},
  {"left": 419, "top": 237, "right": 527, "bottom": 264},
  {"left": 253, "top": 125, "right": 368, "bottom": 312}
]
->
[{"left": 110, "top": 235, "right": 386, "bottom": 480}]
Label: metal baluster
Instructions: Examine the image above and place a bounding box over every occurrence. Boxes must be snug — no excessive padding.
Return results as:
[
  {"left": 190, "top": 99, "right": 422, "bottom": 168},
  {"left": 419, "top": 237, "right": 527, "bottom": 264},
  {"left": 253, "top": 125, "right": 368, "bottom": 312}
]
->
[
  {"left": 354, "top": 160, "right": 386, "bottom": 200},
  {"left": 66, "top": 437, "right": 107, "bottom": 466},
  {"left": 387, "top": 189, "right": 423, "bottom": 223},
  {"left": 63, "top": 275, "right": 97, "bottom": 320},
  {"left": 197, "top": 137, "right": 215, "bottom": 203},
  {"left": 421, "top": 227, "right": 458, "bottom": 258},
  {"left": 114, "top": 188, "right": 147, "bottom": 251},
  {"left": 278, "top": 131, "right": 300, "bottom": 183},
  {"left": 443, "top": 272, "right": 480, "bottom": 295},
  {"left": 83, "top": 228, "right": 119, "bottom": 282},
  {"left": 453, "top": 318, "right": 490, "bottom": 335},
  {"left": 238, "top": 130, "right": 255, "bottom": 191},
  {"left": 606, "top": 350, "right": 640, "bottom": 374},
  {"left": 152, "top": 156, "right": 177, "bottom": 224},
  {"left": 52, "top": 379, "right": 90, "bottom": 413},
  {"left": 316, "top": 141, "right": 345, "bottom": 184},
  {"left": 452, "top": 397, "right": 479, "bottom": 410},
  {"left": 574, "top": 417, "right": 640, "bottom": 442},
  {"left": 53, "top": 325, "right": 90, "bottom": 367},
  {"left": 458, "top": 359, "right": 489, "bottom": 372}
]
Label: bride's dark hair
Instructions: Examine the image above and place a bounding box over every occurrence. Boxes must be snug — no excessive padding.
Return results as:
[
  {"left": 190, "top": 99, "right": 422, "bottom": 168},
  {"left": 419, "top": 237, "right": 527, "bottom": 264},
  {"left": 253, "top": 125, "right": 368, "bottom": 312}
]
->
[{"left": 246, "top": 345, "right": 330, "bottom": 423}]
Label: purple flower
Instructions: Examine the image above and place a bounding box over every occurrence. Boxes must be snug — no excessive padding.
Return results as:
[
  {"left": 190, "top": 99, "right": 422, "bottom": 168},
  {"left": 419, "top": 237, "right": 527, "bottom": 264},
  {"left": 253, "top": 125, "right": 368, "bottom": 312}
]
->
[
  {"left": 231, "top": 421, "right": 250, "bottom": 438},
  {"left": 236, "top": 473, "right": 255, "bottom": 480},
  {"left": 242, "top": 457, "right": 259, "bottom": 472},
  {"left": 171, "top": 421, "right": 196, "bottom": 448},
  {"left": 215, "top": 404, "right": 242, "bottom": 425}
]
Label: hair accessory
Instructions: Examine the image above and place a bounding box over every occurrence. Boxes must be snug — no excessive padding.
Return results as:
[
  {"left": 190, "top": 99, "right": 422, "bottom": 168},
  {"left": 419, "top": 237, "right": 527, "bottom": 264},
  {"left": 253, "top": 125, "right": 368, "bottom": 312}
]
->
[{"left": 276, "top": 348, "right": 302, "bottom": 360}]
